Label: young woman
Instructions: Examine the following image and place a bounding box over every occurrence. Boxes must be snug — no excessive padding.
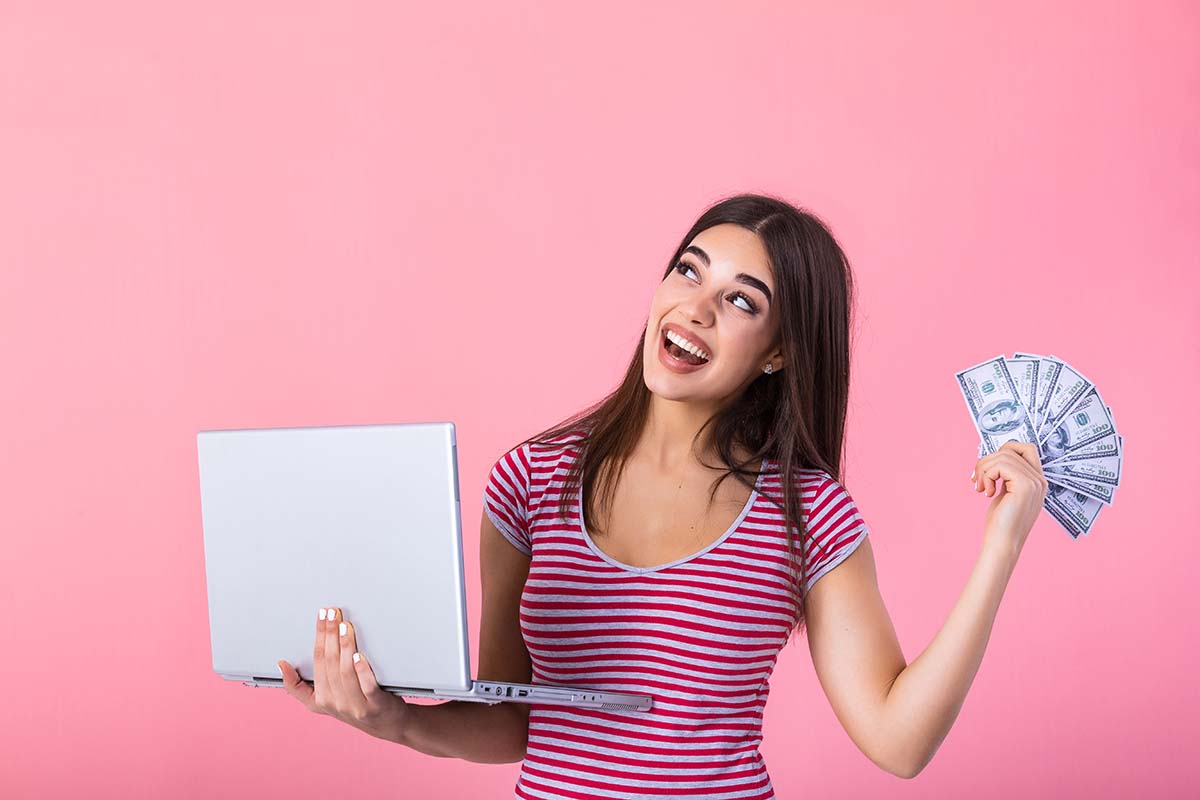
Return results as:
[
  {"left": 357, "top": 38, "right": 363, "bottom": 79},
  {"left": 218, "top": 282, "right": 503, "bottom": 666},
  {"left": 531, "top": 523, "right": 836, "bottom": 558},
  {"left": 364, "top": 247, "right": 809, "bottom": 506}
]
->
[{"left": 279, "top": 193, "right": 1049, "bottom": 798}]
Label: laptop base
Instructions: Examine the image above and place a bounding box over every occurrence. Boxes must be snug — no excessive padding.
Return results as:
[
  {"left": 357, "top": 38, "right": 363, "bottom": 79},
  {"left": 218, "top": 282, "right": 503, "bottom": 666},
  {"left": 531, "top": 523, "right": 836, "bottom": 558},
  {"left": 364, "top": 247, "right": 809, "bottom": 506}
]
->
[{"left": 225, "top": 675, "right": 653, "bottom": 711}]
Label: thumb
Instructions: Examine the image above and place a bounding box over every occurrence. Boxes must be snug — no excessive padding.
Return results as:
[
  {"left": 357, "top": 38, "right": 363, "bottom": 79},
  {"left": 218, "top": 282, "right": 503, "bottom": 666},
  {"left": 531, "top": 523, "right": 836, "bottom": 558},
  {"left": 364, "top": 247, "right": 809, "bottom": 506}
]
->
[{"left": 278, "top": 660, "right": 315, "bottom": 706}]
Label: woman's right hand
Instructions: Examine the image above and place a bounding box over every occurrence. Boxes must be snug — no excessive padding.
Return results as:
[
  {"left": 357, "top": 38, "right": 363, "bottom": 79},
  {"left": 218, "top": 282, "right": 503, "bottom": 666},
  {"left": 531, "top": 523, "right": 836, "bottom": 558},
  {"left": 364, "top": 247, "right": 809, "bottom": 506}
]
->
[{"left": 278, "top": 606, "right": 412, "bottom": 744}]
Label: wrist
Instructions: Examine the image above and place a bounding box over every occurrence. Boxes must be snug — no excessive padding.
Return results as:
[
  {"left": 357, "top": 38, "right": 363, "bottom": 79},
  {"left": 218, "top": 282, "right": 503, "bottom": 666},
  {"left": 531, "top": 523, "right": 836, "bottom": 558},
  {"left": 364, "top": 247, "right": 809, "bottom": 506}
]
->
[
  {"left": 981, "top": 527, "right": 1023, "bottom": 572},
  {"left": 370, "top": 697, "right": 417, "bottom": 746}
]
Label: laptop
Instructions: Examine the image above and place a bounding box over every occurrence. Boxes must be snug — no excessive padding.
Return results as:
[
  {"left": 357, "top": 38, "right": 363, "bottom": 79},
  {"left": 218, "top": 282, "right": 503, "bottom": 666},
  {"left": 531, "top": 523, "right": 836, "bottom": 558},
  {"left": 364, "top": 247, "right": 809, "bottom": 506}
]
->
[{"left": 196, "top": 421, "right": 653, "bottom": 712}]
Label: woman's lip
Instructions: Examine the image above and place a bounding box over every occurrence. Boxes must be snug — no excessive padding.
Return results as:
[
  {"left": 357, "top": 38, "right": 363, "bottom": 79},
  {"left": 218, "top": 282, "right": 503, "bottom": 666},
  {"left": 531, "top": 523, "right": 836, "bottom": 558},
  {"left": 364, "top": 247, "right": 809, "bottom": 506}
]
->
[
  {"left": 658, "top": 328, "right": 711, "bottom": 374},
  {"left": 662, "top": 322, "right": 713, "bottom": 358}
]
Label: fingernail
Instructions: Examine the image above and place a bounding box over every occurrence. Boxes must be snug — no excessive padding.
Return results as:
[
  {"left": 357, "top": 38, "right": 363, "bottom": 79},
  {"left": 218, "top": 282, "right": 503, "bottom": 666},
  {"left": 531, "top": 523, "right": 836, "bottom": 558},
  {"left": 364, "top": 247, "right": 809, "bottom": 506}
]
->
[
  {"left": 319, "top": 608, "right": 326, "bottom": 620},
  {"left": 339, "top": 622, "right": 347, "bottom": 637},
  {"left": 353, "top": 652, "right": 361, "bottom": 664}
]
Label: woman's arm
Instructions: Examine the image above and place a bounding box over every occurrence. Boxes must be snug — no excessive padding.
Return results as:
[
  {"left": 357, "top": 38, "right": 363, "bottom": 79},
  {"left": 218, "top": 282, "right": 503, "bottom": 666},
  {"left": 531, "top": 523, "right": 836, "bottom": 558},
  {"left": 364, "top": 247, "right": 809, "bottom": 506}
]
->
[
  {"left": 805, "top": 442, "right": 1046, "bottom": 779},
  {"left": 878, "top": 535, "right": 1019, "bottom": 777},
  {"left": 398, "top": 701, "right": 529, "bottom": 763}
]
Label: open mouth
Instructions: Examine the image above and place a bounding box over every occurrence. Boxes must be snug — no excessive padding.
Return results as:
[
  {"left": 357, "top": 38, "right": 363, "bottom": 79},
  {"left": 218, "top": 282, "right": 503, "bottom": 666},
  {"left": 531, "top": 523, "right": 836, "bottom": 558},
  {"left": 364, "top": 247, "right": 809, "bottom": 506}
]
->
[{"left": 662, "top": 329, "right": 710, "bottom": 366}]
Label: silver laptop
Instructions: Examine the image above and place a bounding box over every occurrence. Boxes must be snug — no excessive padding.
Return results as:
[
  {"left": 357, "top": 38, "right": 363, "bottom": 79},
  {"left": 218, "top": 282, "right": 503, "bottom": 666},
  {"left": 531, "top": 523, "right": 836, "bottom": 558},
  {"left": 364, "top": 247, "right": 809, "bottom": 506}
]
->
[{"left": 196, "top": 421, "right": 653, "bottom": 712}]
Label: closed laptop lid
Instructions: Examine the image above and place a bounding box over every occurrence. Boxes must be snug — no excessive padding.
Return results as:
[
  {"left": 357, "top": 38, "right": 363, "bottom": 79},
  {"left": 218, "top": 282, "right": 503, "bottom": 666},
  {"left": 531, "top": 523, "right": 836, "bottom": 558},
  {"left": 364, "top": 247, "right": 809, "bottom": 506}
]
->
[{"left": 197, "top": 421, "right": 472, "bottom": 691}]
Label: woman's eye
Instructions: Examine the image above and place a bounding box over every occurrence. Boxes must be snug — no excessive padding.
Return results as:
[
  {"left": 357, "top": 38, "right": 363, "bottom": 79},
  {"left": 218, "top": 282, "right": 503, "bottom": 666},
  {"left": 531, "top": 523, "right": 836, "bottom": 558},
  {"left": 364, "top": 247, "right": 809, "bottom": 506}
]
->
[
  {"left": 674, "top": 262, "right": 698, "bottom": 280},
  {"left": 672, "top": 262, "right": 759, "bottom": 314},
  {"left": 731, "top": 293, "right": 758, "bottom": 314}
]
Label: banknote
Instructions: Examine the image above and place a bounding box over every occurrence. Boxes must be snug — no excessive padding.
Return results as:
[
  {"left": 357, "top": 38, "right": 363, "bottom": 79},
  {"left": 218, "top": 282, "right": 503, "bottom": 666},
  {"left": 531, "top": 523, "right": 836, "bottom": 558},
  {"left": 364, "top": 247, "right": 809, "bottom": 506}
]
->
[
  {"left": 1044, "top": 482, "right": 1106, "bottom": 539},
  {"left": 960, "top": 353, "right": 1121, "bottom": 540},
  {"left": 955, "top": 355, "right": 1040, "bottom": 454}
]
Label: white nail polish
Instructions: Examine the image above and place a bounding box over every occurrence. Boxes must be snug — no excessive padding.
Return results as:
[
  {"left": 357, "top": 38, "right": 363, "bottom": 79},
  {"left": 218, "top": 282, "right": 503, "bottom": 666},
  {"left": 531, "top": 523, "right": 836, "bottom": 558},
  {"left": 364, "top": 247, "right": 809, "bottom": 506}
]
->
[
  {"left": 319, "top": 608, "right": 326, "bottom": 620},
  {"left": 339, "top": 622, "right": 347, "bottom": 637},
  {"left": 353, "top": 652, "right": 361, "bottom": 663}
]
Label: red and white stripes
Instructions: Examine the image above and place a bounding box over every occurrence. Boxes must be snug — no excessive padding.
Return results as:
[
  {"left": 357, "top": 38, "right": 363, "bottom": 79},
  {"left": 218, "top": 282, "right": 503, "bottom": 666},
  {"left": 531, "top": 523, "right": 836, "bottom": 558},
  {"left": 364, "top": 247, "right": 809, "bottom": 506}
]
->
[{"left": 484, "top": 434, "right": 869, "bottom": 799}]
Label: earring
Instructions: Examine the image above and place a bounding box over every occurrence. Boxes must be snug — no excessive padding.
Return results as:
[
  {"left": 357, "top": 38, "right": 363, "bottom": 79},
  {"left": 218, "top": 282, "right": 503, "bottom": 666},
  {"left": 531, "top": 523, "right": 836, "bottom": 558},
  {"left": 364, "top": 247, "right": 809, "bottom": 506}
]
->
[{"left": 764, "top": 364, "right": 773, "bottom": 374}]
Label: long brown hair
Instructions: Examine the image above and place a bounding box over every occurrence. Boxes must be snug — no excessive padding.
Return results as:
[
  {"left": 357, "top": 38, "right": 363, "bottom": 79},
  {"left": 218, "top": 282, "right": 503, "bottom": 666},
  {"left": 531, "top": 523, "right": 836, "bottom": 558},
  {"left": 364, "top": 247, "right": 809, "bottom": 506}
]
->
[{"left": 504, "top": 192, "right": 859, "bottom": 638}]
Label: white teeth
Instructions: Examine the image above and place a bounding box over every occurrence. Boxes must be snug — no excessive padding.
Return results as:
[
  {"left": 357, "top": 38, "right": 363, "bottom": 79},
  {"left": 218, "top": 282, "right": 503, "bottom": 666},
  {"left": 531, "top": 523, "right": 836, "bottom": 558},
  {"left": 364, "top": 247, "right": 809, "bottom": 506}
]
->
[{"left": 665, "top": 330, "right": 709, "bottom": 360}]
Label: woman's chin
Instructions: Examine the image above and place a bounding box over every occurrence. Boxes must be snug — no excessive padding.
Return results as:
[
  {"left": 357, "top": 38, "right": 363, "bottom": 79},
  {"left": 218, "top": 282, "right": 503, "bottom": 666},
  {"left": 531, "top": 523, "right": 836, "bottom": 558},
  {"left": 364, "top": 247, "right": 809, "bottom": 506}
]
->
[{"left": 644, "top": 368, "right": 718, "bottom": 401}]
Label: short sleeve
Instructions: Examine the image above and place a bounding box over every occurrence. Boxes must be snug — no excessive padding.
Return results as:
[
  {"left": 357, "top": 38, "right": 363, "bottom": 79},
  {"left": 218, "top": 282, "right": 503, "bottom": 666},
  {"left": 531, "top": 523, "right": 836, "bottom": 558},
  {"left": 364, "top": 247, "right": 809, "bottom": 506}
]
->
[
  {"left": 801, "top": 475, "right": 869, "bottom": 597},
  {"left": 483, "top": 444, "right": 533, "bottom": 556}
]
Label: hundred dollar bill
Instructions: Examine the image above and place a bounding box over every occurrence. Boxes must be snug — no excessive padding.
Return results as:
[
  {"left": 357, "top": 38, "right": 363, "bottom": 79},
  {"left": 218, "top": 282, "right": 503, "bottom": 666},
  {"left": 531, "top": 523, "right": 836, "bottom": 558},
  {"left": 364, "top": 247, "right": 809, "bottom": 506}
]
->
[
  {"left": 1043, "top": 483, "right": 1104, "bottom": 539},
  {"left": 1015, "top": 351, "right": 1057, "bottom": 433},
  {"left": 957, "top": 355, "right": 1039, "bottom": 455},
  {"left": 1035, "top": 358, "right": 1096, "bottom": 445},
  {"left": 1045, "top": 451, "right": 1122, "bottom": 488},
  {"left": 1038, "top": 389, "right": 1116, "bottom": 460},
  {"left": 1011, "top": 352, "right": 1047, "bottom": 430},
  {"left": 1043, "top": 433, "right": 1122, "bottom": 467},
  {"left": 1045, "top": 471, "right": 1114, "bottom": 506},
  {"left": 1005, "top": 357, "right": 1042, "bottom": 435}
]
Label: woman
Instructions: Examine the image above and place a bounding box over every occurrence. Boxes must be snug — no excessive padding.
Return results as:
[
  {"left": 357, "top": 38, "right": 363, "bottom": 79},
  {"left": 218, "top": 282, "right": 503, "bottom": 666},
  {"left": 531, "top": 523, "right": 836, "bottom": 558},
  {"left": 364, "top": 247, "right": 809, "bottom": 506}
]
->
[{"left": 279, "top": 193, "right": 1048, "bottom": 797}]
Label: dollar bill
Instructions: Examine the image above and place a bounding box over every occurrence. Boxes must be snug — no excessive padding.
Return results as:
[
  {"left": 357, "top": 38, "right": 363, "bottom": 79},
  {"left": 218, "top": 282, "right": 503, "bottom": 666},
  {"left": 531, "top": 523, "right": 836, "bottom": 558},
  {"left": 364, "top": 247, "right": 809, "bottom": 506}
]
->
[
  {"left": 1011, "top": 352, "right": 1047, "bottom": 430},
  {"left": 1046, "top": 452, "right": 1121, "bottom": 487},
  {"left": 1016, "top": 351, "right": 1061, "bottom": 435},
  {"left": 1038, "top": 389, "right": 1116, "bottom": 460},
  {"left": 1035, "top": 359, "right": 1096, "bottom": 445},
  {"left": 956, "top": 355, "right": 1040, "bottom": 455},
  {"left": 1043, "top": 433, "right": 1122, "bottom": 467},
  {"left": 1045, "top": 471, "right": 1113, "bottom": 506},
  {"left": 1006, "top": 356, "right": 1043, "bottom": 435},
  {"left": 1043, "top": 483, "right": 1104, "bottom": 539}
]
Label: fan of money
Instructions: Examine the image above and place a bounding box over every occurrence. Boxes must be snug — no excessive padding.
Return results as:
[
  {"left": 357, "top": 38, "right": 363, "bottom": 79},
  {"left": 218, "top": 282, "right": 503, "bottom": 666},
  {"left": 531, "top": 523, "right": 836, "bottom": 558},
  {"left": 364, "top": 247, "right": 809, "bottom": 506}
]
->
[{"left": 956, "top": 353, "right": 1122, "bottom": 540}]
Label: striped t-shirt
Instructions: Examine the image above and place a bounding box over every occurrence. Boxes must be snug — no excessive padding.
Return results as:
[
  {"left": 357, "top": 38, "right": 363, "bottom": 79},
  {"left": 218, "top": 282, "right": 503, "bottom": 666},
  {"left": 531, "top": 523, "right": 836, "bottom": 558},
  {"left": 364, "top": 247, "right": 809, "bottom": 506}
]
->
[{"left": 483, "top": 433, "right": 870, "bottom": 800}]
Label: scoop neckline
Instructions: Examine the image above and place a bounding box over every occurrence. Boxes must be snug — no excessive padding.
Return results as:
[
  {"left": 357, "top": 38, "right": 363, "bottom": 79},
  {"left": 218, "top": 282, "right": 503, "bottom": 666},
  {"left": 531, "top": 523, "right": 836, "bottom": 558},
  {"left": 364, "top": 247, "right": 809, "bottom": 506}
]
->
[{"left": 578, "top": 459, "right": 770, "bottom": 575}]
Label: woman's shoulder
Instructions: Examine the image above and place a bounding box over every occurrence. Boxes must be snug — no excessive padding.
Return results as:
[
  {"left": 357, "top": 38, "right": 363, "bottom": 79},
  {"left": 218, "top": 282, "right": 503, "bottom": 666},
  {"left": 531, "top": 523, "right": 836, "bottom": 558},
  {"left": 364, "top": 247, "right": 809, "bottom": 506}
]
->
[
  {"left": 522, "top": 429, "right": 586, "bottom": 465},
  {"left": 758, "top": 457, "right": 840, "bottom": 495},
  {"left": 494, "top": 428, "right": 588, "bottom": 487}
]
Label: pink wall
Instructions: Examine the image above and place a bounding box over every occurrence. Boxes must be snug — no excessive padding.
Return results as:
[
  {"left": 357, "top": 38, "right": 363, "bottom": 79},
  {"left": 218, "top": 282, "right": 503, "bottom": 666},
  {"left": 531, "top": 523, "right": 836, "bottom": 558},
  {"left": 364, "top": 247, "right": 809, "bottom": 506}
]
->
[{"left": 2, "top": 1, "right": 1196, "bottom": 797}]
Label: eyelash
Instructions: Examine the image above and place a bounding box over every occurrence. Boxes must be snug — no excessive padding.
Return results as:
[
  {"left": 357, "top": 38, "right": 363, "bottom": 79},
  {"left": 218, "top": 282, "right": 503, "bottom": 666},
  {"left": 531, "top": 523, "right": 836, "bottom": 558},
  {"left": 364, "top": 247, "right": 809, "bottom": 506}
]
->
[{"left": 673, "top": 262, "right": 760, "bottom": 314}]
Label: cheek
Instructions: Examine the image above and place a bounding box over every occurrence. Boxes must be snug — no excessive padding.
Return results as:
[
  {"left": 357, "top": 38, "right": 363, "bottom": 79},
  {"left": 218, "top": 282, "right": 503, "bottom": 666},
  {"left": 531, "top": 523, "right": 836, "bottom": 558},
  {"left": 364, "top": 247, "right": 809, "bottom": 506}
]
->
[
  {"left": 716, "top": 329, "right": 757, "bottom": 360},
  {"left": 651, "top": 284, "right": 678, "bottom": 309},
  {"left": 645, "top": 290, "right": 673, "bottom": 331}
]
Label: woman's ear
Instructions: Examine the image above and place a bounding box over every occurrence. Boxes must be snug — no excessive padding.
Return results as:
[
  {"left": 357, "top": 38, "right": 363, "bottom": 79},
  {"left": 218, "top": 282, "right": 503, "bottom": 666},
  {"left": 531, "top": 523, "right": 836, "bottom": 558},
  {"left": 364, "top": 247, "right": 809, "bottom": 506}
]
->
[{"left": 767, "top": 345, "right": 784, "bottom": 370}]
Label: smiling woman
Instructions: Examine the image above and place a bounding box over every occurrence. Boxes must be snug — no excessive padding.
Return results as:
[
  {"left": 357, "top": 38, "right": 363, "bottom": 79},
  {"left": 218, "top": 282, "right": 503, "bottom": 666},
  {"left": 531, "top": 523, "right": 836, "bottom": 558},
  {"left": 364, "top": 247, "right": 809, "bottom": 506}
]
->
[
  {"left": 475, "top": 192, "right": 873, "bottom": 798},
  {"left": 528, "top": 194, "right": 860, "bottom": 611}
]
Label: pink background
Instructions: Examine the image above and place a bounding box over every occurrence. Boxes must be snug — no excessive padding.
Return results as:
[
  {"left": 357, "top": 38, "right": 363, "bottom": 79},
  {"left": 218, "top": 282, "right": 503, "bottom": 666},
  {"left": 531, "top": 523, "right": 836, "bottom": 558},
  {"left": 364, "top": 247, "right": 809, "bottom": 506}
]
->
[{"left": 2, "top": 1, "right": 1196, "bottom": 797}]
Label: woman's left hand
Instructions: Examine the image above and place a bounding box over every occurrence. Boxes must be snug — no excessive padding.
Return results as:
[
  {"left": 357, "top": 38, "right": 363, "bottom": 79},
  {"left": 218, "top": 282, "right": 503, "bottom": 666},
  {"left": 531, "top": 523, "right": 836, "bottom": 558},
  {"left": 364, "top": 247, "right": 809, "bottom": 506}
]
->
[{"left": 971, "top": 440, "right": 1049, "bottom": 553}]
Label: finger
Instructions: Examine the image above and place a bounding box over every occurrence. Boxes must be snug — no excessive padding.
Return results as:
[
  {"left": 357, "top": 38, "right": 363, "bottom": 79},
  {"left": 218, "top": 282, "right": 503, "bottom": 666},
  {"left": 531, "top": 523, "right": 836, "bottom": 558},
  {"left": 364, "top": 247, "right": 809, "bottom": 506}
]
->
[
  {"left": 974, "top": 454, "right": 999, "bottom": 496},
  {"left": 324, "top": 606, "right": 344, "bottom": 703},
  {"left": 980, "top": 453, "right": 1040, "bottom": 497},
  {"left": 278, "top": 659, "right": 316, "bottom": 708},
  {"left": 337, "top": 618, "right": 368, "bottom": 705},
  {"left": 1000, "top": 440, "right": 1043, "bottom": 473},
  {"left": 349, "top": 649, "right": 391, "bottom": 710},
  {"left": 313, "top": 607, "right": 329, "bottom": 704},
  {"left": 976, "top": 451, "right": 1033, "bottom": 496},
  {"left": 973, "top": 455, "right": 994, "bottom": 493},
  {"left": 1007, "top": 441, "right": 1049, "bottom": 494}
]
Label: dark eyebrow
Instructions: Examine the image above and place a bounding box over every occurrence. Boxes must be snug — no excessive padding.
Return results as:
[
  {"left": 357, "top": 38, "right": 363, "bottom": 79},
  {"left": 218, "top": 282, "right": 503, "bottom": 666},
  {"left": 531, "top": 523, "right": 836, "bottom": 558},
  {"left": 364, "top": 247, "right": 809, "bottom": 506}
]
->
[{"left": 683, "top": 245, "right": 773, "bottom": 306}]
